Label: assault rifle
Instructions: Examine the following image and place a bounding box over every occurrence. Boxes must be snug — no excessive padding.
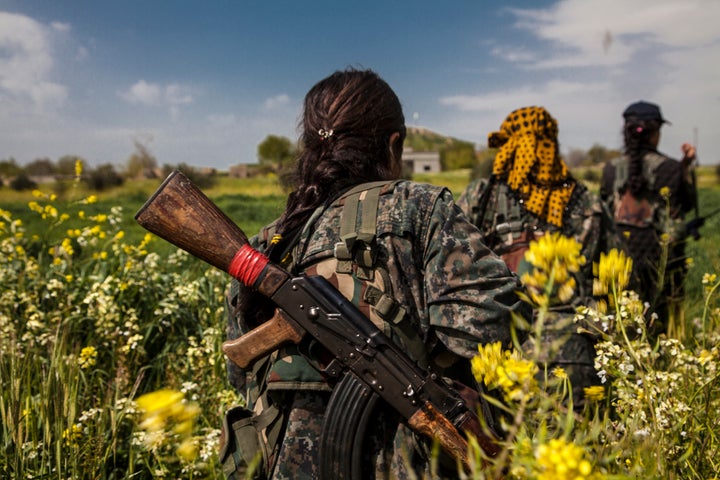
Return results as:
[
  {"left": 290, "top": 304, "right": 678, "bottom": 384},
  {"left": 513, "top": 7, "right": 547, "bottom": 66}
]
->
[
  {"left": 686, "top": 207, "right": 720, "bottom": 241},
  {"left": 135, "top": 171, "right": 501, "bottom": 478}
]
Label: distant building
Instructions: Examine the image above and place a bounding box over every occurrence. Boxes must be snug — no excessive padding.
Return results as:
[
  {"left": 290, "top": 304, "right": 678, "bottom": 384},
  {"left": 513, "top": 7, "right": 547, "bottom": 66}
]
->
[
  {"left": 402, "top": 150, "right": 441, "bottom": 174},
  {"left": 229, "top": 164, "right": 250, "bottom": 178}
]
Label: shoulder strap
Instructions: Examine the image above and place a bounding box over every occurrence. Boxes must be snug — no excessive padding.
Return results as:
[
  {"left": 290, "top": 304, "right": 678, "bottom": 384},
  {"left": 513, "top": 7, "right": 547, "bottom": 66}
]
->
[
  {"left": 306, "top": 179, "right": 430, "bottom": 368},
  {"left": 642, "top": 151, "right": 666, "bottom": 188},
  {"left": 612, "top": 156, "right": 629, "bottom": 194},
  {"left": 335, "top": 180, "right": 399, "bottom": 279}
]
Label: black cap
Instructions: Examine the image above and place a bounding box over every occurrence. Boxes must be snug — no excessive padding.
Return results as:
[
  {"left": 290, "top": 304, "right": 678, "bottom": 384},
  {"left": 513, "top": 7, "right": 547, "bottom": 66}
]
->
[{"left": 623, "top": 101, "right": 670, "bottom": 124}]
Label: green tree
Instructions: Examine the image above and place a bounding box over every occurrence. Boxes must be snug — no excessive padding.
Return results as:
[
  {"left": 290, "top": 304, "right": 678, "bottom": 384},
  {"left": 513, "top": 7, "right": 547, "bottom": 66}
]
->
[
  {"left": 441, "top": 142, "right": 476, "bottom": 170},
  {"left": 84, "top": 163, "right": 125, "bottom": 191},
  {"left": 9, "top": 173, "right": 37, "bottom": 191},
  {"left": 257, "top": 135, "right": 295, "bottom": 172},
  {"left": 564, "top": 148, "right": 587, "bottom": 167},
  {"left": 125, "top": 141, "right": 159, "bottom": 179},
  {"left": 586, "top": 143, "right": 620, "bottom": 166},
  {"left": 160, "top": 163, "right": 216, "bottom": 189},
  {"left": 24, "top": 157, "right": 56, "bottom": 176},
  {"left": 0, "top": 158, "right": 22, "bottom": 177},
  {"left": 57, "top": 155, "right": 86, "bottom": 177}
]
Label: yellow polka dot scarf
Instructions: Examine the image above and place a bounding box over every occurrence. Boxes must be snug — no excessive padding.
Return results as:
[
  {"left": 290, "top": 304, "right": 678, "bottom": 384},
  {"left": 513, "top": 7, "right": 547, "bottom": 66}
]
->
[{"left": 489, "top": 106, "right": 575, "bottom": 227}]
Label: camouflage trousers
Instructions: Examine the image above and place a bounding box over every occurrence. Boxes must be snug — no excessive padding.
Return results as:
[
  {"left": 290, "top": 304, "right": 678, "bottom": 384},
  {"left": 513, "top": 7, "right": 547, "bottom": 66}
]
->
[{"left": 267, "top": 390, "right": 456, "bottom": 480}]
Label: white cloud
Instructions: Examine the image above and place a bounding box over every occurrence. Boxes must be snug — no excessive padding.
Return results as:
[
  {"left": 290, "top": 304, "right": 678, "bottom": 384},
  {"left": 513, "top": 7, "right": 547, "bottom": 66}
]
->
[
  {"left": 0, "top": 12, "right": 67, "bottom": 109},
  {"left": 263, "top": 94, "right": 290, "bottom": 109},
  {"left": 120, "top": 80, "right": 194, "bottom": 107},
  {"left": 445, "top": 0, "right": 720, "bottom": 162},
  {"left": 50, "top": 21, "right": 71, "bottom": 33},
  {"left": 165, "top": 84, "right": 194, "bottom": 105},
  {"left": 507, "top": 0, "right": 720, "bottom": 69},
  {"left": 120, "top": 80, "right": 162, "bottom": 105}
]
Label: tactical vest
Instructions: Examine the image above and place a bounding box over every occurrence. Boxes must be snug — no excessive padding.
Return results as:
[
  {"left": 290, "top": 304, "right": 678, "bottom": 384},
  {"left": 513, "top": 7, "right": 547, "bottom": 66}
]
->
[
  {"left": 223, "top": 180, "right": 428, "bottom": 478},
  {"left": 471, "top": 178, "right": 542, "bottom": 273},
  {"left": 276, "top": 180, "right": 429, "bottom": 372},
  {"left": 610, "top": 152, "right": 667, "bottom": 231}
]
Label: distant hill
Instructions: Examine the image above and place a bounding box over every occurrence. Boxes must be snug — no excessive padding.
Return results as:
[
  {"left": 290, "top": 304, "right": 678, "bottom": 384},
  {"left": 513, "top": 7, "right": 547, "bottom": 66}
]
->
[
  {"left": 404, "top": 126, "right": 475, "bottom": 152},
  {"left": 405, "top": 126, "right": 478, "bottom": 170}
]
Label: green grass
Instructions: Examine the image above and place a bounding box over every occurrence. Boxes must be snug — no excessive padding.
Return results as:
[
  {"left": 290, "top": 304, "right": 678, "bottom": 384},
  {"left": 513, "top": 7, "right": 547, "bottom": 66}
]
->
[{"left": 1, "top": 170, "right": 719, "bottom": 479}]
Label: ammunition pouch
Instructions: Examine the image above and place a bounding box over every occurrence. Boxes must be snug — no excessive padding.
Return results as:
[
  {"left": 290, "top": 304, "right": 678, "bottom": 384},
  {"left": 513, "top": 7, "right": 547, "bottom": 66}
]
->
[{"left": 219, "top": 403, "right": 282, "bottom": 480}]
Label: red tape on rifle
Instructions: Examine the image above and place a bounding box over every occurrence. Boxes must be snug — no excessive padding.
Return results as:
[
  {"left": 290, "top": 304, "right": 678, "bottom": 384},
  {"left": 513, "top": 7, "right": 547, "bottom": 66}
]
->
[{"left": 228, "top": 244, "right": 269, "bottom": 287}]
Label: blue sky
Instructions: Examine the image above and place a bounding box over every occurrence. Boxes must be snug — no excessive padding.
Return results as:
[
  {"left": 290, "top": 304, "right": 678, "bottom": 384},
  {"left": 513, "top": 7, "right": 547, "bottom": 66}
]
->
[{"left": 1, "top": 0, "right": 719, "bottom": 170}]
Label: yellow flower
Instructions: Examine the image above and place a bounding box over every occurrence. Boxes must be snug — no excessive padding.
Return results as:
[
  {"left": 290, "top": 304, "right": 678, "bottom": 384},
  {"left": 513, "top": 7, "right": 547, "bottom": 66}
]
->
[
  {"left": 659, "top": 186, "right": 670, "bottom": 198},
  {"left": 63, "top": 423, "right": 83, "bottom": 447},
  {"left": 552, "top": 367, "right": 568, "bottom": 379},
  {"left": 79, "top": 346, "right": 98, "bottom": 369},
  {"left": 535, "top": 438, "right": 595, "bottom": 480},
  {"left": 134, "top": 389, "right": 202, "bottom": 462},
  {"left": 136, "top": 389, "right": 184, "bottom": 421},
  {"left": 583, "top": 385, "right": 605, "bottom": 402},
  {"left": 28, "top": 201, "right": 43, "bottom": 214},
  {"left": 472, "top": 342, "right": 505, "bottom": 387},
  {"left": 521, "top": 233, "right": 585, "bottom": 307},
  {"left": 593, "top": 249, "right": 632, "bottom": 296},
  {"left": 472, "top": 342, "right": 538, "bottom": 401},
  {"left": 496, "top": 355, "right": 538, "bottom": 401},
  {"left": 61, "top": 238, "right": 74, "bottom": 256},
  {"left": 176, "top": 438, "right": 198, "bottom": 462},
  {"left": 75, "top": 159, "right": 83, "bottom": 177},
  {"left": 698, "top": 349, "right": 714, "bottom": 365}
]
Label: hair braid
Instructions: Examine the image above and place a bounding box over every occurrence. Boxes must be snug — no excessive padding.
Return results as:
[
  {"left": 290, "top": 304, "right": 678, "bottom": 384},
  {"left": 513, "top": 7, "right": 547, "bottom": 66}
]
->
[
  {"left": 623, "top": 118, "right": 660, "bottom": 195},
  {"left": 275, "top": 68, "right": 406, "bottom": 235}
]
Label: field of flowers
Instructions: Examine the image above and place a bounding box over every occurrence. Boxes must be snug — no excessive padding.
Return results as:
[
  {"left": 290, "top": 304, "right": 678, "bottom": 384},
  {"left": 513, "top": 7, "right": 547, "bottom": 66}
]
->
[{"left": 1, "top": 169, "right": 719, "bottom": 479}]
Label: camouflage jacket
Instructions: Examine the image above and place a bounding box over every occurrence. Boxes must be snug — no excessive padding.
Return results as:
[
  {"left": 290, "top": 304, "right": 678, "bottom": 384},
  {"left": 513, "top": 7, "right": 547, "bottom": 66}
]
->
[
  {"left": 600, "top": 151, "right": 696, "bottom": 223},
  {"left": 228, "top": 180, "right": 524, "bottom": 393},
  {"left": 224, "top": 180, "right": 526, "bottom": 479},
  {"left": 599, "top": 151, "right": 697, "bottom": 323},
  {"left": 457, "top": 175, "right": 607, "bottom": 302}
]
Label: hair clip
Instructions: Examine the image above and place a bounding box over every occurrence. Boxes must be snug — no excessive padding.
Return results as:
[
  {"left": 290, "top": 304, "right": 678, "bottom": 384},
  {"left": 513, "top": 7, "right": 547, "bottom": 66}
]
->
[{"left": 318, "top": 128, "right": 334, "bottom": 140}]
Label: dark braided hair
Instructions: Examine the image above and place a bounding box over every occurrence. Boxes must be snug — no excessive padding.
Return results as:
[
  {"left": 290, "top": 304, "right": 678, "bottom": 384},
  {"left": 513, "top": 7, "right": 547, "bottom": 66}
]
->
[
  {"left": 623, "top": 117, "right": 661, "bottom": 195},
  {"left": 276, "top": 68, "right": 406, "bottom": 236}
]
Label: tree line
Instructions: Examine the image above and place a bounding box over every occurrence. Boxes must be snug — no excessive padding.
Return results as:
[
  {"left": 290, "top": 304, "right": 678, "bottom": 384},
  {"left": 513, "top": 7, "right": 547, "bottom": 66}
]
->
[
  {"left": 0, "top": 142, "right": 216, "bottom": 192},
  {"left": 0, "top": 132, "right": 633, "bottom": 193}
]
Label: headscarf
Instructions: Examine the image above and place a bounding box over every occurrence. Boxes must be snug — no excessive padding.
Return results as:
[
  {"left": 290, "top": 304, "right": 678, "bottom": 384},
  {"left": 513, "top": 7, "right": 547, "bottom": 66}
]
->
[{"left": 489, "top": 106, "right": 575, "bottom": 227}]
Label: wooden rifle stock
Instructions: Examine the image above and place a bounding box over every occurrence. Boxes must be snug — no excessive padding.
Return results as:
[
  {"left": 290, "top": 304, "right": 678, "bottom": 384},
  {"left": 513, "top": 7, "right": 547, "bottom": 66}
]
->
[
  {"left": 222, "top": 309, "right": 304, "bottom": 368},
  {"left": 134, "top": 170, "right": 305, "bottom": 364}
]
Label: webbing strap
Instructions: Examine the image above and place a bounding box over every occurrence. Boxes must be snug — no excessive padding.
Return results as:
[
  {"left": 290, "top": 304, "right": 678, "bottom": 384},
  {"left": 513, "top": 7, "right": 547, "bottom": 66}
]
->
[
  {"left": 613, "top": 157, "right": 628, "bottom": 193},
  {"left": 335, "top": 180, "right": 397, "bottom": 277}
]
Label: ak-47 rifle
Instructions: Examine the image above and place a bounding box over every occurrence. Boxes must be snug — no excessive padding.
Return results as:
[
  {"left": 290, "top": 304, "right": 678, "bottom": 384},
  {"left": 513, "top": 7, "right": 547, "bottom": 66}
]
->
[
  {"left": 686, "top": 206, "right": 720, "bottom": 241},
  {"left": 135, "top": 170, "right": 501, "bottom": 478}
]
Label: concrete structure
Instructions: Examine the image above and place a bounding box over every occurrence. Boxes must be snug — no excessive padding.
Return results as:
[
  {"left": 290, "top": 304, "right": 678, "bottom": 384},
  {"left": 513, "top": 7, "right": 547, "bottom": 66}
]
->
[{"left": 402, "top": 150, "right": 441, "bottom": 174}]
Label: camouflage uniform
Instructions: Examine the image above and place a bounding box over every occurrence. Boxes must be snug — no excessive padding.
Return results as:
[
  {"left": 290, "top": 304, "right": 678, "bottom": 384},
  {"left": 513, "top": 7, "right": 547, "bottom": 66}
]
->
[
  {"left": 600, "top": 150, "right": 697, "bottom": 333},
  {"left": 224, "top": 180, "right": 526, "bottom": 479},
  {"left": 457, "top": 177, "right": 606, "bottom": 298},
  {"left": 458, "top": 175, "right": 607, "bottom": 407}
]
